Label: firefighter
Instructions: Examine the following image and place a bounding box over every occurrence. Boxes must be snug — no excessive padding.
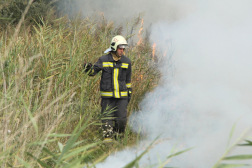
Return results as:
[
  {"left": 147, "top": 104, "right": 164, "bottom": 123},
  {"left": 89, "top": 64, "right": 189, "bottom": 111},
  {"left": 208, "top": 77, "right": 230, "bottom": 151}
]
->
[{"left": 83, "top": 35, "right": 132, "bottom": 141}]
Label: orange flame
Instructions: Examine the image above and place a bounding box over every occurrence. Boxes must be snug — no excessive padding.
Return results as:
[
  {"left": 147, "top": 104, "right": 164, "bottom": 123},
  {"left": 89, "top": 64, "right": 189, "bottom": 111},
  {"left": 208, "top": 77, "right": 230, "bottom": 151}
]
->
[
  {"left": 139, "top": 27, "right": 143, "bottom": 35},
  {"left": 152, "top": 43, "right": 156, "bottom": 61},
  {"left": 137, "top": 19, "right": 144, "bottom": 46}
]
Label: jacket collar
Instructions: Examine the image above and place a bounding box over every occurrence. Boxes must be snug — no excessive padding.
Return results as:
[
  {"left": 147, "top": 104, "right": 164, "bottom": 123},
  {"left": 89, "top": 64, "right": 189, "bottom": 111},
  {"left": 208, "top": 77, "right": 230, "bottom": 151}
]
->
[{"left": 108, "top": 53, "right": 124, "bottom": 62}]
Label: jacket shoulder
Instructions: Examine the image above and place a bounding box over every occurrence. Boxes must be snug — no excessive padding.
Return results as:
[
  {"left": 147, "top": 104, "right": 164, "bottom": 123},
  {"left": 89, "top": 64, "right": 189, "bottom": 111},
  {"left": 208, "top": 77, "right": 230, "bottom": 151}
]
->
[
  {"left": 99, "top": 54, "right": 112, "bottom": 62},
  {"left": 121, "top": 55, "right": 131, "bottom": 63},
  {"left": 99, "top": 54, "right": 109, "bottom": 60}
]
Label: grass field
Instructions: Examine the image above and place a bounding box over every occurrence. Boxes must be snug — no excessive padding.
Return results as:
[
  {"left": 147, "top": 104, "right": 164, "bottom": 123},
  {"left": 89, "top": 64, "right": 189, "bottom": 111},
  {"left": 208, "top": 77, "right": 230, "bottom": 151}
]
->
[
  {"left": 1, "top": 2, "right": 252, "bottom": 167},
  {"left": 0, "top": 4, "right": 162, "bottom": 166}
]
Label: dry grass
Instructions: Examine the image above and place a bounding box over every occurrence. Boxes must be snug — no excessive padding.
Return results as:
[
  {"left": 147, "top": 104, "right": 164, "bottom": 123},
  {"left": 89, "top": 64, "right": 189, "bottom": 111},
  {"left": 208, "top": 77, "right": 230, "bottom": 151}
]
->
[{"left": 0, "top": 8, "right": 160, "bottom": 167}]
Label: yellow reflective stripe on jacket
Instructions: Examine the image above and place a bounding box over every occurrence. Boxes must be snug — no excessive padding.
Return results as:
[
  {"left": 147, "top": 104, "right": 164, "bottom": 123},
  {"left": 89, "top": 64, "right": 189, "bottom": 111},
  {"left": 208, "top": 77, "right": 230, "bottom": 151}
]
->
[
  {"left": 100, "top": 91, "right": 128, "bottom": 97},
  {"left": 126, "top": 83, "right": 131, "bottom": 88},
  {"left": 121, "top": 63, "right": 129, "bottom": 68},
  {"left": 114, "top": 68, "right": 120, "bottom": 98},
  {"left": 103, "top": 62, "right": 114, "bottom": 67},
  {"left": 100, "top": 91, "right": 113, "bottom": 97},
  {"left": 121, "top": 91, "right": 128, "bottom": 97}
]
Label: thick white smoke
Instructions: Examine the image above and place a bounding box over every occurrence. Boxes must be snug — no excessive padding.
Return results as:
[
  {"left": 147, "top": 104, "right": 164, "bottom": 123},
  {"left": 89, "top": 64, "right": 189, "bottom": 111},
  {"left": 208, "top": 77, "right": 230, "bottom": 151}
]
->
[{"left": 72, "top": 0, "right": 252, "bottom": 167}]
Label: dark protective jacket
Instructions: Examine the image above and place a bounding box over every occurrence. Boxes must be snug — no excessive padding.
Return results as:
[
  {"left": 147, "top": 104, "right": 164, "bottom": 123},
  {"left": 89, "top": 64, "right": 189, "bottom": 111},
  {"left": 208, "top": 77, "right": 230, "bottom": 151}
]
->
[{"left": 88, "top": 53, "right": 132, "bottom": 98}]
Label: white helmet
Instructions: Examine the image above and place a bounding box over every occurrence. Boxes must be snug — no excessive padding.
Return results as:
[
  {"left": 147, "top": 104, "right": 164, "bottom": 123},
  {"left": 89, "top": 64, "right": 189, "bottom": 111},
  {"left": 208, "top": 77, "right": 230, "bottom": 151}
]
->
[{"left": 104, "top": 35, "right": 128, "bottom": 53}]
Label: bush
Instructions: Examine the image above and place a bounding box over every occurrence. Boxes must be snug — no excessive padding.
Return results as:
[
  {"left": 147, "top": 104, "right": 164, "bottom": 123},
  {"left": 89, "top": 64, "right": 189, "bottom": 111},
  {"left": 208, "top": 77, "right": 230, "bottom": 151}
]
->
[{"left": 0, "top": 0, "right": 56, "bottom": 28}]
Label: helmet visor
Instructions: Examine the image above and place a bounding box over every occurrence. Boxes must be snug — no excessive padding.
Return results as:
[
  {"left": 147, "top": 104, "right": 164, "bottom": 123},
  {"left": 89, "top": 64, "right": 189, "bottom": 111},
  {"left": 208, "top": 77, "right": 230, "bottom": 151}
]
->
[{"left": 118, "top": 44, "right": 128, "bottom": 49}]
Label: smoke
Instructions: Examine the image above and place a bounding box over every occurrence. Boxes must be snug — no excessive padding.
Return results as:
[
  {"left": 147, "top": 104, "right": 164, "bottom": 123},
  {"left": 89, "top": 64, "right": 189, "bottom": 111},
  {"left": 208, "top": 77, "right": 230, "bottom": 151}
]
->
[
  {"left": 139, "top": 1, "right": 252, "bottom": 167},
  {"left": 62, "top": 0, "right": 194, "bottom": 28},
  {"left": 145, "top": 0, "right": 252, "bottom": 166},
  {"left": 67, "top": 0, "right": 252, "bottom": 167}
]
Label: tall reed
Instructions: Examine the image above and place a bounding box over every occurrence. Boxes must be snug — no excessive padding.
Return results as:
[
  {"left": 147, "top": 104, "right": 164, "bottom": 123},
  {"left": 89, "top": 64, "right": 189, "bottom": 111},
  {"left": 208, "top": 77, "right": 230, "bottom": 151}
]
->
[{"left": 0, "top": 9, "right": 160, "bottom": 167}]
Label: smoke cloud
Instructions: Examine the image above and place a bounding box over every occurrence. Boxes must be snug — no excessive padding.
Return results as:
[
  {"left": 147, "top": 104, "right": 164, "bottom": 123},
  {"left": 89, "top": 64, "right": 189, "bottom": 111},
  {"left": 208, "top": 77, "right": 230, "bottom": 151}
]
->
[
  {"left": 64, "top": 0, "right": 194, "bottom": 28},
  {"left": 69, "top": 0, "right": 252, "bottom": 167}
]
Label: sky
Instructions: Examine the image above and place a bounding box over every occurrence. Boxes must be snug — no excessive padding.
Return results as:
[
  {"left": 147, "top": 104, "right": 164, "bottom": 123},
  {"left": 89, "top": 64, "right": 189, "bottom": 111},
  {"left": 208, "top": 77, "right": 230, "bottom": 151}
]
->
[{"left": 65, "top": 0, "right": 252, "bottom": 167}]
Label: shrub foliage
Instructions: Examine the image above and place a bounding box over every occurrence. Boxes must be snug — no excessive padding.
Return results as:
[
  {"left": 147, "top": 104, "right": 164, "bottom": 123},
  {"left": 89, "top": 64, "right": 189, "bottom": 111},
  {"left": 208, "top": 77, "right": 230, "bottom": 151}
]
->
[{"left": 0, "top": 0, "right": 56, "bottom": 28}]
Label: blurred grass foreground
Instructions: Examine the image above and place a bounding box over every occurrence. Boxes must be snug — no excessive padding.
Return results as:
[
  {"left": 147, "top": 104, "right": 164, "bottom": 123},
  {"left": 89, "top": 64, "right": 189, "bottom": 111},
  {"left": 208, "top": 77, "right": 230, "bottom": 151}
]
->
[{"left": 0, "top": 1, "right": 160, "bottom": 167}]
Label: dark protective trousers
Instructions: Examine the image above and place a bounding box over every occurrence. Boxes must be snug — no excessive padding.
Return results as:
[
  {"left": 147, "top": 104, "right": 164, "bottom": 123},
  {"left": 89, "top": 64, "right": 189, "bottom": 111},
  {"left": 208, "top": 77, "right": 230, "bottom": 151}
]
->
[{"left": 101, "top": 98, "right": 128, "bottom": 133}]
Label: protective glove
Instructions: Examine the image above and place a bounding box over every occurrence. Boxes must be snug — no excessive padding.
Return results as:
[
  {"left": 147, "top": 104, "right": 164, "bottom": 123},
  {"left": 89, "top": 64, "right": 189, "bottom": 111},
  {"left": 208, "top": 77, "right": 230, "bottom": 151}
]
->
[{"left": 83, "top": 63, "right": 92, "bottom": 73}]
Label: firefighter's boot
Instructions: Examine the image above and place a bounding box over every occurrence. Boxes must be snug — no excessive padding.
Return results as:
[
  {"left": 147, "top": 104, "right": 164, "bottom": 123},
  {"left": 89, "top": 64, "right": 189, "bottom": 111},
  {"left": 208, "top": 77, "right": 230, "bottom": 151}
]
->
[{"left": 102, "top": 123, "right": 113, "bottom": 141}]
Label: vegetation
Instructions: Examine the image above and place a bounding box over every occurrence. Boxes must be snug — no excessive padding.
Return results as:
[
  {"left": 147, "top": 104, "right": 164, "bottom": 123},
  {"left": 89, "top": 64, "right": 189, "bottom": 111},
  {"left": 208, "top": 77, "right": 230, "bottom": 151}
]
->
[
  {"left": 0, "top": 0, "right": 57, "bottom": 28},
  {"left": 0, "top": 1, "right": 163, "bottom": 167},
  {"left": 1, "top": 1, "right": 252, "bottom": 168}
]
